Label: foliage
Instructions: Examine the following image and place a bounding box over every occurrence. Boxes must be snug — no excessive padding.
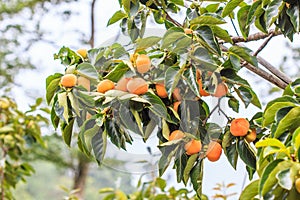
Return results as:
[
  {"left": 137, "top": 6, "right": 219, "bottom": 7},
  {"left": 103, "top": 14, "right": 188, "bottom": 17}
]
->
[
  {"left": 240, "top": 78, "right": 300, "bottom": 199},
  {"left": 45, "top": 0, "right": 300, "bottom": 198},
  {"left": 0, "top": 97, "right": 48, "bottom": 199},
  {"left": 99, "top": 176, "right": 208, "bottom": 200}
]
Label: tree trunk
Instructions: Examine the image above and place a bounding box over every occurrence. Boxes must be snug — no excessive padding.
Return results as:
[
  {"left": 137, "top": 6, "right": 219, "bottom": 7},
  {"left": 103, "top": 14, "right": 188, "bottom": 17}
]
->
[{"left": 73, "top": 154, "right": 90, "bottom": 200}]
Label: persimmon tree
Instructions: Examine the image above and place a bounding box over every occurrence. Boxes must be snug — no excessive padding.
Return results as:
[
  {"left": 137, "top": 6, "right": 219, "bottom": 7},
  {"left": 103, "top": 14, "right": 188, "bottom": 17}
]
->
[
  {"left": 0, "top": 97, "right": 48, "bottom": 199},
  {"left": 46, "top": 0, "right": 300, "bottom": 199}
]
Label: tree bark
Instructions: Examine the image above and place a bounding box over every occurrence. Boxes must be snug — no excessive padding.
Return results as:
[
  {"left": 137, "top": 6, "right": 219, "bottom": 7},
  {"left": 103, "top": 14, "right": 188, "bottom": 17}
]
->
[{"left": 73, "top": 154, "right": 90, "bottom": 200}]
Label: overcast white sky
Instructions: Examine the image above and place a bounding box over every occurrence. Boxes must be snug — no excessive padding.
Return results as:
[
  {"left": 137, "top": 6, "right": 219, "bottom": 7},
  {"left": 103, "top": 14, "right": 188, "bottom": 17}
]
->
[{"left": 10, "top": 0, "right": 300, "bottom": 198}]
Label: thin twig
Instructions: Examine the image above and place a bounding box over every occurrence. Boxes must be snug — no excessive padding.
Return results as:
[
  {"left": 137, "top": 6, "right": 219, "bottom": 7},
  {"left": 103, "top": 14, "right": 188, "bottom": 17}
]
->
[
  {"left": 230, "top": 18, "right": 240, "bottom": 37},
  {"left": 253, "top": 32, "right": 274, "bottom": 56},
  {"left": 202, "top": 98, "right": 222, "bottom": 126}
]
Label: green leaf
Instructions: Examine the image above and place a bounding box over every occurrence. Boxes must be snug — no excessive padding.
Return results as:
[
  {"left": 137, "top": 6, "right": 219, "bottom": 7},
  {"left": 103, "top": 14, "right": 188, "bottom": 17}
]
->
[
  {"left": 161, "top": 28, "right": 186, "bottom": 49},
  {"left": 78, "top": 118, "right": 98, "bottom": 155},
  {"left": 190, "top": 47, "right": 218, "bottom": 71},
  {"left": 287, "top": 5, "right": 300, "bottom": 32},
  {"left": 158, "top": 144, "right": 180, "bottom": 176},
  {"left": 76, "top": 62, "right": 99, "bottom": 81},
  {"left": 292, "top": 127, "right": 300, "bottom": 151},
  {"left": 107, "top": 10, "right": 127, "bottom": 26},
  {"left": 183, "top": 67, "right": 200, "bottom": 97},
  {"left": 57, "top": 92, "right": 69, "bottom": 122},
  {"left": 142, "top": 92, "right": 170, "bottom": 122},
  {"left": 119, "top": 103, "right": 143, "bottom": 137},
  {"left": 170, "top": 0, "right": 184, "bottom": 6},
  {"left": 259, "top": 159, "right": 284, "bottom": 196},
  {"left": 136, "top": 36, "right": 161, "bottom": 52},
  {"left": 46, "top": 73, "right": 63, "bottom": 104},
  {"left": 190, "top": 160, "right": 204, "bottom": 198},
  {"left": 247, "top": 1, "right": 262, "bottom": 25},
  {"left": 239, "top": 180, "right": 259, "bottom": 200},
  {"left": 237, "top": 5, "right": 250, "bottom": 38},
  {"left": 165, "top": 66, "right": 183, "bottom": 98},
  {"left": 236, "top": 139, "right": 256, "bottom": 169},
  {"left": 260, "top": 160, "right": 292, "bottom": 196},
  {"left": 183, "top": 154, "right": 198, "bottom": 184},
  {"left": 274, "top": 106, "right": 300, "bottom": 138},
  {"left": 62, "top": 118, "right": 75, "bottom": 147},
  {"left": 92, "top": 128, "right": 107, "bottom": 165},
  {"left": 104, "top": 62, "right": 129, "bottom": 82},
  {"left": 228, "top": 97, "right": 239, "bottom": 113},
  {"left": 223, "top": 134, "right": 238, "bottom": 170},
  {"left": 265, "top": 0, "right": 284, "bottom": 27},
  {"left": 190, "top": 14, "right": 226, "bottom": 26},
  {"left": 263, "top": 102, "right": 296, "bottom": 126},
  {"left": 104, "top": 119, "right": 127, "bottom": 150},
  {"left": 155, "top": 177, "right": 167, "bottom": 191},
  {"left": 195, "top": 26, "right": 221, "bottom": 55},
  {"left": 222, "top": 0, "right": 243, "bottom": 18},
  {"left": 276, "top": 168, "right": 293, "bottom": 190},
  {"left": 210, "top": 25, "right": 233, "bottom": 43},
  {"left": 228, "top": 46, "right": 258, "bottom": 67},
  {"left": 255, "top": 138, "right": 286, "bottom": 149},
  {"left": 174, "top": 147, "right": 188, "bottom": 183}
]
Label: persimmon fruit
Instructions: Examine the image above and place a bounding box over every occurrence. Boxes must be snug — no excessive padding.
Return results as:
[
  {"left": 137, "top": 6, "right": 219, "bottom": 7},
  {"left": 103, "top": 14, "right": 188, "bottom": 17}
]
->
[
  {"left": 156, "top": 84, "right": 168, "bottom": 98},
  {"left": 115, "top": 77, "right": 130, "bottom": 92},
  {"left": 206, "top": 141, "right": 222, "bottom": 162},
  {"left": 198, "top": 79, "right": 210, "bottom": 96},
  {"left": 135, "top": 54, "right": 151, "bottom": 74},
  {"left": 61, "top": 74, "right": 77, "bottom": 88},
  {"left": 77, "top": 76, "right": 90, "bottom": 91},
  {"left": 126, "top": 77, "right": 148, "bottom": 95},
  {"left": 185, "top": 139, "right": 202, "bottom": 155},
  {"left": 169, "top": 130, "right": 185, "bottom": 141},
  {"left": 245, "top": 129, "right": 257, "bottom": 143},
  {"left": 214, "top": 82, "right": 228, "bottom": 98},
  {"left": 97, "top": 79, "right": 115, "bottom": 93},
  {"left": 76, "top": 48, "right": 87, "bottom": 58},
  {"left": 184, "top": 28, "right": 193, "bottom": 34},
  {"left": 295, "top": 178, "right": 300, "bottom": 193},
  {"left": 173, "top": 101, "right": 181, "bottom": 112},
  {"left": 230, "top": 118, "right": 250, "bottom": 137}
]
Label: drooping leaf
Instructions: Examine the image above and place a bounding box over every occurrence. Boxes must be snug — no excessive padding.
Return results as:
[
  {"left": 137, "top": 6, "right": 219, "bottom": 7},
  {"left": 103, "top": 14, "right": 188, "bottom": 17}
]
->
[
  {"left": 239, "top": 180, "right": 259, "bottom": 200},
  {"left": 158, "top": 143, "right": 180, "bottom": 176},
  {"left": 263, "top": 102, "right": 296, "bottom": 126},
  {"left": 195, "top": 26, "right": 221, "bottom": 55},
  {"left": 92, "top": 127, "right": 107, "bottom": 165},
  {"left": 46, "top": 73, "right": 63, "bottom": 104},
  {"left": 76, "top": 62, "right": 99, "bottom": 80},
  {"left": 165, "top": 66, "right": 183, "bottom": 98},
  {"left": 190, "top": 159, "right": 204, "bottom": 198},
  {"left": 274, "top": 106, "right": 300, "bottom": 138},
  {"left": 237, "top": 5, "right": 250, "bottom": 38},
  {"left": 228, "top": 46, "right": 258, "bottom": 67},
  {"left": 222, "top": 0, "right": 243, "bottom": 17},
  {"left": 107, "top": 10, "right": 127, "bottom": 26},
  {"left": 236, "top": 139, "right": 256, "bottom": 169}
]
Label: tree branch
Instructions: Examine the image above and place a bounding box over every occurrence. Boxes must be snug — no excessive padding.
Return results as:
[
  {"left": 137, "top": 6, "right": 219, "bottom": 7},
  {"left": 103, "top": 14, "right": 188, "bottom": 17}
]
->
[
  {"left": 253, "top": 32, "right": 274, "bottom": 56},
  {"left": 221, "top": 45, "right": 289, "bottom": 89},
  {"left": 89, "top": 0, "right": 97, "bottom": 48},
  {"left": 229, "top": 30, "right": 282, "bottom": 44}
]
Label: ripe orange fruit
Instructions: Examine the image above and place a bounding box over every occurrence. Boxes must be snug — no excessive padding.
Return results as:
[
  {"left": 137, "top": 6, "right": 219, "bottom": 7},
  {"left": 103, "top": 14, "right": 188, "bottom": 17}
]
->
[
  {"left": 214, "top": 82, "right": 228, "bottom": 98},
  {"left": 77, "top": 76, "right": 90, "bottom": 91},
  {"left": 76, "top": 48, "right": 87, "bottom": 58},
  {"left": 126, "top": 77, "right": 148, "bottom": 95},
  {"left": 135, "top": 54, "right": 151, "bottom": 74},
  {"left": 184, "top": 28, "right": 193, "bottom": 34},
  {"left": 197, "top": 79, "right": 210, "bottom": 96},
  {"left": 185, "top": 139, "right": 202, "bottom": 155},
  {"left": 206, "top": 141, "right": 222, "bottom": 162},
  {"left": 169, "top": 130, "right": 185, "bottom": 141},
  {"left": 97, "top": 79, "right": 115, "bottom": 93},
  {"left": 172, "top": 88, "right": 182, "bottom": 101},
  {"left": 155, "top": 83, "right": 168, "bottom": 98},
  {"left": 173, "top": 101, "right": 181, "bottom": 112},
  {"left": 295, "top": 178, "right": 300, "bottom": 193},
  {"left": 115, "top": 77, "right": 130, "bottom": 92},
  {"left": 230, "top": 118, "right": 250, "bottom": 137},
  {"left": 245, "top": 129, "right": 257, "bottom": 143},
  {"left": 61, "top": 74, "right": 77, "bottom": 88}
]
